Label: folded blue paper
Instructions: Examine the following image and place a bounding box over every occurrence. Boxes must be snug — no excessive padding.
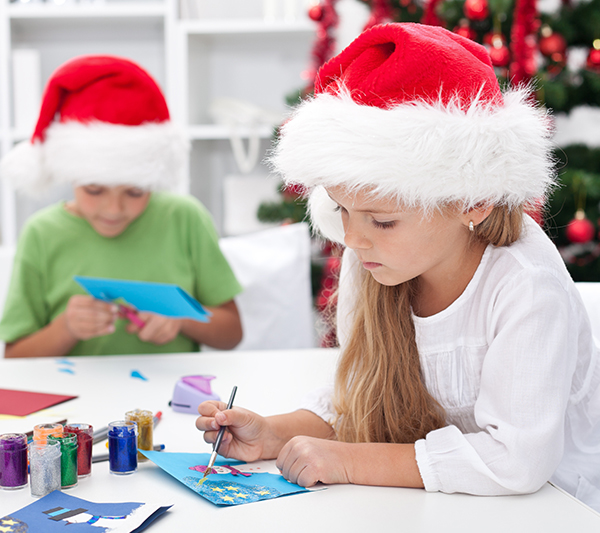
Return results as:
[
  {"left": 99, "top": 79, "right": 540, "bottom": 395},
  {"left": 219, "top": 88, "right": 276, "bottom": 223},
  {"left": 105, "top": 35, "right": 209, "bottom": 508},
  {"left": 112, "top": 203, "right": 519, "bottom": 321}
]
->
[{"left": 74, "top": 276, "right": 211, "bottom": 322}]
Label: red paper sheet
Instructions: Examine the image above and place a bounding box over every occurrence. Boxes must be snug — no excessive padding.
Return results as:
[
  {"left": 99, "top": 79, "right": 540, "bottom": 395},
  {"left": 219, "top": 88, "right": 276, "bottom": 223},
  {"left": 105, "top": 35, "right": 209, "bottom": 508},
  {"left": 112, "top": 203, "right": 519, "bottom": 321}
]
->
[{"left": 0, "top": 388, "right": 77, "bottom": 416}]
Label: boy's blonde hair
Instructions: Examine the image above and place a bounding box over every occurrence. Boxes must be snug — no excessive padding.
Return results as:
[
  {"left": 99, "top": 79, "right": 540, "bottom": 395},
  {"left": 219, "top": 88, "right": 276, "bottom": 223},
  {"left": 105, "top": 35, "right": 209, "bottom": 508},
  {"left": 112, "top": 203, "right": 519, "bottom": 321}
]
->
[{"left": 333, "top": 204, "right": 524, "bottom": 444}]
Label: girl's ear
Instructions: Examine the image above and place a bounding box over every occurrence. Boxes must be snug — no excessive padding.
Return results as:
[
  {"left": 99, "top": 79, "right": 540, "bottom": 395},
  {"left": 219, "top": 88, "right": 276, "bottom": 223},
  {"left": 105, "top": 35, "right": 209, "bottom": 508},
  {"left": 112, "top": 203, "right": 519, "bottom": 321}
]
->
[{"left": 462, "top": 203, "right": 494, "bottom": 228}]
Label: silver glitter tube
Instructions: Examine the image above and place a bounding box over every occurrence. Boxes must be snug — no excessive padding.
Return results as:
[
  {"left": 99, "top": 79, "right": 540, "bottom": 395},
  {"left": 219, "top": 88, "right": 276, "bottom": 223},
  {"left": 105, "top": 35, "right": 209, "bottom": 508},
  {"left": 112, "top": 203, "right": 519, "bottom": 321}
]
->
[{"left": 29, "top": 439, "right": 62, "bottom": 497}]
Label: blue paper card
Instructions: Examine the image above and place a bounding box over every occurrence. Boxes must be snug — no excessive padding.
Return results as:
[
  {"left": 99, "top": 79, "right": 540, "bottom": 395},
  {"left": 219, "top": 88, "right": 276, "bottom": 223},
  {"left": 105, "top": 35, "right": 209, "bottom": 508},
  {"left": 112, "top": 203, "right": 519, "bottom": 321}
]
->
[
  {"left": 141, "top": 451, "right": 310, "bottom": 506},
  {"left": 74, "top": 276, "right": 211, "bottom": 322},
  {"left": 0, "top": 490, "right": 171, "bottom": 532}
]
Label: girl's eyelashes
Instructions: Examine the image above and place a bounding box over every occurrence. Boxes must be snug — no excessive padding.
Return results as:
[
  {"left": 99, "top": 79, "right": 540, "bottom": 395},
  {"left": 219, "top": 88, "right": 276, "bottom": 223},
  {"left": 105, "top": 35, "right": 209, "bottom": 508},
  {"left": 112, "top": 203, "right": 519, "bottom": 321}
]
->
[
  {"left": 372, "top": 219, "right": 396, "bottom": 229},
  {"left": 334, "top": 204, "right": 396, "bottom": 229}
]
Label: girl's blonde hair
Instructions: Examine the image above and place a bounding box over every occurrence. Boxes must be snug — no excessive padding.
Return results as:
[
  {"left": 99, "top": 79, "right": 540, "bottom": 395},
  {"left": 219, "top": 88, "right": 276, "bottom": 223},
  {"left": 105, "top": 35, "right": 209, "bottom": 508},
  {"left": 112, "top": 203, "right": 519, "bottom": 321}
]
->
[{"left": 333, "top": 204, "right": 524, "bottom": 444}]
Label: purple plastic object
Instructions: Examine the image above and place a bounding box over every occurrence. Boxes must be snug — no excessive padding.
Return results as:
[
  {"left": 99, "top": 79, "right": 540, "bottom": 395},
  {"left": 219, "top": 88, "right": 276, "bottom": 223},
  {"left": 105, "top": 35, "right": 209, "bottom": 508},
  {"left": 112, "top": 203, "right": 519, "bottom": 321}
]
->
[{"left": 171, "top": 375, "right": 221, "bottom": 414}]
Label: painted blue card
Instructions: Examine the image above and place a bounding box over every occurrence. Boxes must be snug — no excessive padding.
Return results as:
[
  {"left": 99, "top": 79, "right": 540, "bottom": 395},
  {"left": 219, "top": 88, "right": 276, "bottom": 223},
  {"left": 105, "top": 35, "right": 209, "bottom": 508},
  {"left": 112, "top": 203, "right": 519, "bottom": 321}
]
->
[
  {"left": 0, "top": 490, "right": 171, "bottom": 532},
  {"left": 74, "top": 276, "right": 211, "bottom": 322},
  {"left": 141, "top": 451, "right": 310, "bottom": 506}
]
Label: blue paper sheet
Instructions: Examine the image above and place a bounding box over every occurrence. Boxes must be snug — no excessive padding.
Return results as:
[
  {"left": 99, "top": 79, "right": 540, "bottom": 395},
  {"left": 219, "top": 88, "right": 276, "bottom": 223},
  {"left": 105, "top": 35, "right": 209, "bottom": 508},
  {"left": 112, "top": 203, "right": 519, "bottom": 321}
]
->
[
  {"left": 74, "top": 276, "right": 211, "bottom": 322},
  {"left": 0, "top": 490, "right": 171, "bottom": 532},
  {"left": 141, "top": 451, "right": 310, "bottom": 506}
]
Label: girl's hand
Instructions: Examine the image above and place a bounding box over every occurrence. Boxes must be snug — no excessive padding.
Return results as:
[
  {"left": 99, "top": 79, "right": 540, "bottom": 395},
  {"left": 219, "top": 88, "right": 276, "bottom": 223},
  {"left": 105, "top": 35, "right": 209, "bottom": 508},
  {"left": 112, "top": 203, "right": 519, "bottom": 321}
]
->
[
  {"left": 64, "top": 295, "right": 118, "bottom": 340},
  {"left": 126, "top": 313, "right": 182, "bottom": 345},
  {"left": 276, "top": 436, "right": 351, "bottom": 487},
  {"left": 195, "top": 401, "right": 276, "bottom": 463}
]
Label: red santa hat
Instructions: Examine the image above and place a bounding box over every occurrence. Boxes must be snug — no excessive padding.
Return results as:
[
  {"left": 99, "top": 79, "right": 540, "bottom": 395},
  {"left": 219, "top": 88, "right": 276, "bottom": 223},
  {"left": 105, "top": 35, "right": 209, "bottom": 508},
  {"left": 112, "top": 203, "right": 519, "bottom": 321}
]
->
[
  {"left": 270, "top": 23, "right": 555, "bottom": 244},
  {"left": 1, "top": 55, "right": 188, "bottom": 194}
]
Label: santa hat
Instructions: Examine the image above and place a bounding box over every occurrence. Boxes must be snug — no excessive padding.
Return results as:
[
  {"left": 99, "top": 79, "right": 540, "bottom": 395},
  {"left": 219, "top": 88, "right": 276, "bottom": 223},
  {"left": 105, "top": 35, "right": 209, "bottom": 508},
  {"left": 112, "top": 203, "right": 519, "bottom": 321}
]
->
[
  {"left": 1, "top": 55, "right": 188, "bottom": 195},
  {"left": 270, "top": 23, "right": 556, "bottom": 244}
]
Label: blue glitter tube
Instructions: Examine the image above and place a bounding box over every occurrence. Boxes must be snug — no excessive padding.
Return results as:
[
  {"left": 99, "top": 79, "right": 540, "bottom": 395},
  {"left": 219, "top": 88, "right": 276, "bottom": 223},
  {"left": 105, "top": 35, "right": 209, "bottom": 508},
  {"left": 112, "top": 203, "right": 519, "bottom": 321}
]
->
[{"left": 108, "top": 421, "right": 138, "bottom": 475}]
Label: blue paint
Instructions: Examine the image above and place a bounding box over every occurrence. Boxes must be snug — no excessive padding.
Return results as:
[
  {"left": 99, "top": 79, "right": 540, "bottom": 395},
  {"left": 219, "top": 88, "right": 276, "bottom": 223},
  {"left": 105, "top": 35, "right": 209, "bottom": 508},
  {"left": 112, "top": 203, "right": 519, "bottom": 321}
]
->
[
  {"left": 130, "top": 370, "right": 148, "bottom": 381},
  {"left": 57, "top": 368, "right": 75, "bottom": 375},
  {"left": 108, "top": 422, "right": 138, "bottom": 475},
  {"left": 55, "top": 359, "right": 75, "bottom": 366}
]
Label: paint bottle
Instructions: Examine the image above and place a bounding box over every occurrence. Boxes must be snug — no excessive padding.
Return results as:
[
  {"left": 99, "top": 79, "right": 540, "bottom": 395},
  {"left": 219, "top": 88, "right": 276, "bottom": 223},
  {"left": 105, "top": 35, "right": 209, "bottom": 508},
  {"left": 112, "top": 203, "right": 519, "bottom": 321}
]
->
[
  {"left": 48, "top": 433, "right": 78, "bottom": 489},
  {"left": 33, "top": 423, "right": 63, "bottom": 444},
  {"left": 125, "top": 409, "right": 152, "bottom": 462},
  {"left": 64, "top": 423, "right": 93, "bottom": 477},
  {"left": 0, "top": 433, "right": 28, "bottom": 490},
  {"left": 29, "top": 439, "right": 61, "bottom": 497},
  {"left": 108, "top": 420, "right": 138, "bottom": 475}
]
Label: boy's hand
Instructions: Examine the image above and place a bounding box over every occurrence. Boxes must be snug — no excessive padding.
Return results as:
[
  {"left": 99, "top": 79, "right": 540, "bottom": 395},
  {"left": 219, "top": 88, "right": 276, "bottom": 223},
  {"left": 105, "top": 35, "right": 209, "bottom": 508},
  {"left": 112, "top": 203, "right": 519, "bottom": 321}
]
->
[
  {"left": 64, "top": 295, "right": 118, "bottom": 340},
  {"left": 126, "top": 313, "right": 182, "bottom": 345}
]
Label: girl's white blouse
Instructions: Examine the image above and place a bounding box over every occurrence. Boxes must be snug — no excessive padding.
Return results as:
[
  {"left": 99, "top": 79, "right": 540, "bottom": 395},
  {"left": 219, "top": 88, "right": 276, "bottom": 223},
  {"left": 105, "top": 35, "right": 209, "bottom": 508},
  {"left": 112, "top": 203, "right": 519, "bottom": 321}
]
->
[{"left": 300, "top": 216, "right": 600, "bottom": 511}]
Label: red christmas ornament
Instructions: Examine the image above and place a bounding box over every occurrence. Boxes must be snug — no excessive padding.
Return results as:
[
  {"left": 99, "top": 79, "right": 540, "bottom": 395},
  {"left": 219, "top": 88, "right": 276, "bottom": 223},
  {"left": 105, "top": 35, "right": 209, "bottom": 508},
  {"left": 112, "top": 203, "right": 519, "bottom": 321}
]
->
[
  {"left": 539, "top": 32, "right": 567, "bottom": 57},
  {"left": 489, "top": 42, "right": 511, "bottom": 67},
  {"left": 566, "top": 210, "right": 595, "bottom": 244},
  {"left": 463, "top": 0, "right": 489, "bottom": 21},
  {"left": 454, "top": 20, "right": 476, "bottom": 40},
  {"left": 308, "top": 4, "right": 324, "bottom": 21},
  {"left": 282, "top": 183, "right": 307, "bottom": 200},
  {"left": 483, "top": 32, "right": 506, "bottom": 47},
  {"left": 587, "top": 46, "right": 600, "bottom": 72}
]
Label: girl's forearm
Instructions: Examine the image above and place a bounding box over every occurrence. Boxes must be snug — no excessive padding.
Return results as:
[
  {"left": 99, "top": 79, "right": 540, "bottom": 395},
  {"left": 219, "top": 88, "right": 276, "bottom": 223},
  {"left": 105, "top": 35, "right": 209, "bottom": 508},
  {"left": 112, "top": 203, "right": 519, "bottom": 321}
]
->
[
  {"left": 4, "top": 314, "right": 78, "bottom": 358},
  {"left": 261, "top": 410, "right": 336, "bottom": 459},
  {"left": 342, "top": 442, "right": 424, "bottom": 488}
]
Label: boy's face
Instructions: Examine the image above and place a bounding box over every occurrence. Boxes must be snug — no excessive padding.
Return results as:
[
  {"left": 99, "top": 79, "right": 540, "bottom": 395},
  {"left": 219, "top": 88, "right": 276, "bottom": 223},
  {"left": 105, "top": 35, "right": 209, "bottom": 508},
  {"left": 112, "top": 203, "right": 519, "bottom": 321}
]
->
[{"left": 71, "top": 185, "right": 151, "bottom": 237}]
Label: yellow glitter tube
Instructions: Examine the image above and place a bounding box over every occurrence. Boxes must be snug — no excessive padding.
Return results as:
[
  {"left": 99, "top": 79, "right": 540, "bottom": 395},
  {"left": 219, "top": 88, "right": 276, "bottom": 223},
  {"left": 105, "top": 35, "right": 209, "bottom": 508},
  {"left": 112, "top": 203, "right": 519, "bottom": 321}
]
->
[{"left": 125, "top": 409, "right": 153, "bottom": 462}]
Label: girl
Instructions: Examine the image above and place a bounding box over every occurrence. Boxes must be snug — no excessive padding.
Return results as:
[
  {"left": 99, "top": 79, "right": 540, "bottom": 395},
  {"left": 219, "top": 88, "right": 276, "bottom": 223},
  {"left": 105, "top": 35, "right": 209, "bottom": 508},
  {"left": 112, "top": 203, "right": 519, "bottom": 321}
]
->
[
  {"left": 0, "top": 56, "right": 243, "bottom": 357},
  {"left": 195, "top": 23, "right": 600, "bottom": 511}
]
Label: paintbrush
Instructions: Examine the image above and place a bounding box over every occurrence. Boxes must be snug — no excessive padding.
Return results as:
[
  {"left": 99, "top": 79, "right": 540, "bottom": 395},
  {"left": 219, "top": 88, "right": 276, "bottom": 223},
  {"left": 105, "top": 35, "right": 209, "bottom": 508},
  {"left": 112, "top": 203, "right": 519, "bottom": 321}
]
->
[{"left": 197, "top": 385, "right": 237, "bottom": 486}]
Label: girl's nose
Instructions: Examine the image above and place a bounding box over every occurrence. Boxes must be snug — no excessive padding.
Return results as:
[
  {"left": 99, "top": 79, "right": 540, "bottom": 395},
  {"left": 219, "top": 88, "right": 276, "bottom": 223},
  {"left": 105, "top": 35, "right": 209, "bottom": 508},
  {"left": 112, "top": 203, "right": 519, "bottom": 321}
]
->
[{"left": 343, "top": 219, "right": 371, "bottom": 250}]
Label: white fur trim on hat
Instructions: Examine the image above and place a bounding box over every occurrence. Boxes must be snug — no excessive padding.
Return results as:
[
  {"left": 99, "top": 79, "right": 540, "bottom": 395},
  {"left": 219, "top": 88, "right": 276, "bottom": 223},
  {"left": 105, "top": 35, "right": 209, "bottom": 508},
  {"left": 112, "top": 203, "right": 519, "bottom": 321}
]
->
[
  {"left": 270, "top": 87, "right": 556, "bottom": 242},
  {"left": 1, "top": 120, "right": 189, "bottom": 195}
]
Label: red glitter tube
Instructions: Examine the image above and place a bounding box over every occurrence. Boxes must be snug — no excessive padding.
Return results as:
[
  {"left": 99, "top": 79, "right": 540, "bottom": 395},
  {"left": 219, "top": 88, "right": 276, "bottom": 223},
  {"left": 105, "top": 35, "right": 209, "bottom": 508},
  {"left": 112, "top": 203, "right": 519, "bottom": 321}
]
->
[{"left": 64, "top": 423, "right": 93, "bottom": 478}]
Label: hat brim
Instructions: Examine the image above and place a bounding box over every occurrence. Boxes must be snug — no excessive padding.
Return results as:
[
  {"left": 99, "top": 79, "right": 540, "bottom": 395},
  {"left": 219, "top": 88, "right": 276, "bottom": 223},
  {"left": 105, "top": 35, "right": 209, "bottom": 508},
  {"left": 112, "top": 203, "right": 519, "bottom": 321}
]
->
[
  {"left": 270, "top": 86, "right": 556, "bottom": 242},
  {"left": 1, "top": 120, "right": 189, "bottom": 195}
]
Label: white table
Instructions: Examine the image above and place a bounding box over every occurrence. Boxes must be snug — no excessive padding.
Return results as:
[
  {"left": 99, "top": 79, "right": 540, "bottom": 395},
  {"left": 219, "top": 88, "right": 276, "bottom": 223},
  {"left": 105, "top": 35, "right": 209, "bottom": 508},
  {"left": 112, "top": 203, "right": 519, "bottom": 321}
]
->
[{"left": 1, "top": 349, "right": 600, "bottom": 532}]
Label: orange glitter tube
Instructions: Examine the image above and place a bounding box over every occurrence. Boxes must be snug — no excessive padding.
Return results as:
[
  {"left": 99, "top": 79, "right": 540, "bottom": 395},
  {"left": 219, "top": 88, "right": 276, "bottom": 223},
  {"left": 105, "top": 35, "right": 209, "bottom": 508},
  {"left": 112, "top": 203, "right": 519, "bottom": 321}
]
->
[{"left": 33, "top": 423, "right": 63, "bottom": 444}]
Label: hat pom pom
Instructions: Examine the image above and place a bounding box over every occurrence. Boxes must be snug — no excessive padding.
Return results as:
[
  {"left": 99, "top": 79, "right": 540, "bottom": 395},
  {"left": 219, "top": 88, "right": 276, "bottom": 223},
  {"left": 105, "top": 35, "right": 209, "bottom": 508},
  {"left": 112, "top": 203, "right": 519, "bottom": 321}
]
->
[
  {"left": 0, "top": 140, "right": 47, "bottom": 197},
  {"left": 308, "top": 186, "right": 345, "bottom": 244}
]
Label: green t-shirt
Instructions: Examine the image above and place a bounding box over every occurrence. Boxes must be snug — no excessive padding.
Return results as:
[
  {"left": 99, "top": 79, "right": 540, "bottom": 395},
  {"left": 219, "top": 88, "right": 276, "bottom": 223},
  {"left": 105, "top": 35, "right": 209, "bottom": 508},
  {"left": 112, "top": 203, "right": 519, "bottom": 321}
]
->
[{"left": 0, "top": 192, "right": 242, "bottom": 356}]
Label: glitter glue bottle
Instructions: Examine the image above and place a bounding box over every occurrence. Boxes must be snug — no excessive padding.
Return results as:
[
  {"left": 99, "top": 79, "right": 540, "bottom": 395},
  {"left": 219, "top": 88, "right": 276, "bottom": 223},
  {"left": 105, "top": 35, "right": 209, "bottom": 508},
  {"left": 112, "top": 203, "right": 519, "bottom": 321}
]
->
[
  {"left": 29, "top": 439, "right": 61, "bottom": 497},
  {"left": 125, "top": 409, "right": 152, "bottom": 462},
  {"left": 33, "top": 423, "right": 63, "bottom": 444},
  {"left": 108, "top": 420, "right": 138, "bottom": 475},
  {"left": 0, "top": 433, "right": 28, "bottom": 490},
  {"left": 64, "top": 423, "right": 93, "bottom": 477},
  {"left": 48, "top": 433, "right": 78, "bottom": 489}
]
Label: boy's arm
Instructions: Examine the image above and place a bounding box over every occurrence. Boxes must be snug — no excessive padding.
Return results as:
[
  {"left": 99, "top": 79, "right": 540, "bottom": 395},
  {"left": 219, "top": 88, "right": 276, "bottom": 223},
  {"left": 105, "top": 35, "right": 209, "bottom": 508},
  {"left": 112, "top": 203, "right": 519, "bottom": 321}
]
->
[
  {"left": 4, "top": 296, "right": 117, "bottom": 358},
  {"left": 4, "top": 314, "right": 79, "bottom": 358},
  {"left": 179, "top": 299, "right": 242, "bottom": 350}
]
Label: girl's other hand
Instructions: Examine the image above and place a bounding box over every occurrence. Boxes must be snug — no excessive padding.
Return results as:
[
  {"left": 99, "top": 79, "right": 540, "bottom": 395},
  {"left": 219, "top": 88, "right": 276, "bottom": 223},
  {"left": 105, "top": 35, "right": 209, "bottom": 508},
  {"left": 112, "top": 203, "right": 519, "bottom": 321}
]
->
[
  {"left": 195, "top": 401, "right": 272, "bottom": 463},
  {"left": 126, "top": 313, "right": 182, "bottom": 345},
  {"left": 64, "top": 295, "right": 117, "bottom": 340},
  {"left": 276, "top": 436, "right": 351, "bottom": 487}
]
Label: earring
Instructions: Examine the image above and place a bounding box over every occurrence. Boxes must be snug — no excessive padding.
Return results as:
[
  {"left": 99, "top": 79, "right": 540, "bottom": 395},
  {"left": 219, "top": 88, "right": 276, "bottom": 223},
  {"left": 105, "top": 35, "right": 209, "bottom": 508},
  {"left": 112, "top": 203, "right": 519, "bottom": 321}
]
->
[{"left": 469, "top": 221, "right": 474, "bottom": 232}]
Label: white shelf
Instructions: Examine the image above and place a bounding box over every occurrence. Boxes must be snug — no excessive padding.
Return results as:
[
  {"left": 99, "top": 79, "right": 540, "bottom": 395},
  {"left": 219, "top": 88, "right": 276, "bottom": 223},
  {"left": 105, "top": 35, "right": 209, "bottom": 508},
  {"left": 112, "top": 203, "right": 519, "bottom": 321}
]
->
[
  {"left": 187, "top": 124, "right": 276, "bottom": 140},
  {"left": 7, "top": 2, "right": 167, "bottom": 19},
  {"left": 180, "top": 18, "right": 313, "bottom": 35}
]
